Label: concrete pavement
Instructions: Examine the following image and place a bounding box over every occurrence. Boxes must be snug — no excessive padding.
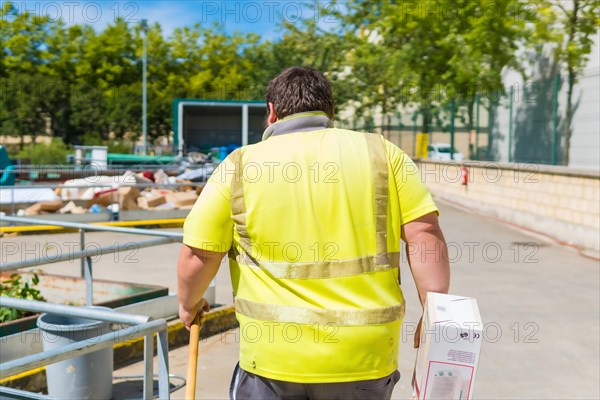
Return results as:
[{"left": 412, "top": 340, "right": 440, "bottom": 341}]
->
[{"left": 2, "top": 200, "right": 599, "bottom": 399}]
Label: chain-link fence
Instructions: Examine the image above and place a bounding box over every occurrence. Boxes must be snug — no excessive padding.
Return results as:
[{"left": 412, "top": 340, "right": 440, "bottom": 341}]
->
[
  {"left": 338, "top": 100, "right": 492, "bottom": 162},
  {"left": 337, "top": 65, "right": 599, "bottom": 168}
]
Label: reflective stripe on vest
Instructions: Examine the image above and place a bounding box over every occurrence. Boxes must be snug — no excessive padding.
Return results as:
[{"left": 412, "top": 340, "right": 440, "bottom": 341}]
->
[
  {"left": 229, "top": 132, "right": 404, "bottom": 323},
  {"left": 230, "top": 252, "right": 401, "bottom": 279},
  {"left": 235, "top": 297, "right": 405, "bottom": 326}
]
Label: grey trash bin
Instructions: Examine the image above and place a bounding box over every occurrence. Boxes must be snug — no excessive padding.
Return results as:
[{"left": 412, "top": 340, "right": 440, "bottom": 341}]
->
[{"left": 37, "top": 308, "right": 114, "bottom": 400}]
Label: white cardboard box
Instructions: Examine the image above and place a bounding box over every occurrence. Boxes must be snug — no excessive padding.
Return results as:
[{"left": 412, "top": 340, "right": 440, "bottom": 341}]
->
[{"left": 413, "top": 293, "right": 483, "bottom": 400}]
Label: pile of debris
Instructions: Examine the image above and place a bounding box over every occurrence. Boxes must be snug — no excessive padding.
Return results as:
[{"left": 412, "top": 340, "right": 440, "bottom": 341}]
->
[{"left": 20, "top": 170, "right": 202, "bottom": 216}]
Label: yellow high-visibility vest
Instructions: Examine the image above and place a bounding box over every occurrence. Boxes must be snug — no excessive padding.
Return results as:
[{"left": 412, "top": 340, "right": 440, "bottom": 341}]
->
[{"left": 228, "top": 128, "right": 405, "bottom": 383}]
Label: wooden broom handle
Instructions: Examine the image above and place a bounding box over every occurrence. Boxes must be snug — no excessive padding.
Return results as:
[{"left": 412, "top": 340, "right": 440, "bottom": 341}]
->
[{"left": 185, "top": 312, "right": 202, "bottom": 400}]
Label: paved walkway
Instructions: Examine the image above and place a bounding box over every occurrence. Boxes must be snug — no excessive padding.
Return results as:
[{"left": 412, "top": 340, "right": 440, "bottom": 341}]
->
[{"left": 4, "top": 200, "right": 599, "bottom": 399}]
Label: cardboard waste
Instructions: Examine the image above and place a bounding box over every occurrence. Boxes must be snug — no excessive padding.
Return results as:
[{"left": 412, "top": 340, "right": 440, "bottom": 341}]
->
[
  {"left": 137, "top": 194, "right": 167, "bottom": 209},
  {"left": 166, "top": 191, "right": 198, "bottom": 207},
  {"left": 61, "top": 172, "right": 152, "bottom": 201},
  {"left": 153, "top": 169, "right": 169, "bottom": 185},
  {"left": 25, "top": 200, "right": 63, "bottom": 216},
  {"left": 83, "top": 187, "right": 139, "bottom": 210},
  {"left": 59, "top": 201, "right": 86, "bottom": 214},
  {"left": 85, "top": 189, "right": 117, "bottom": 208},
  {"left": 118, "top": 186, "right": 140, "bottom": 211},
  {"left": 14, "top": 170, "right": 203, "bottom": 216}
]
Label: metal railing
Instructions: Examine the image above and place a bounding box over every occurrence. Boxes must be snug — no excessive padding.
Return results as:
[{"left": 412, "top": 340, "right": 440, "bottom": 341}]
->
[
  {"left": 1, "top": 163, "right": 215, "bottom": 175},
  {"left": 0, "top": 216, "right": 184, "bottom": 399},
  {"left": 1, "top": 162, "right": 217, "bottom": 184},
  {"left": 1, "top": 215, "right": 183, "bottom": 306},
  {"left": 0, "top": 297, "right": 170, "bottom": 400}
]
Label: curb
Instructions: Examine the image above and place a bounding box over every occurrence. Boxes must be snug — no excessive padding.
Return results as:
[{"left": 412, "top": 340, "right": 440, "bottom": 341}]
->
[{"left": 0, "top": 305, "right": 238, "bottom": 393}]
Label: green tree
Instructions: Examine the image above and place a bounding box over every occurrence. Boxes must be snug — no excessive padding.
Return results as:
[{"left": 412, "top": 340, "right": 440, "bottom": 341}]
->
[
  {"left": 0, "top": 3, "right": 54, "bottom": 146},
  {"left": 0, "top": 73, "right": 48, "bottom": 146},
  {"left": 340, "top": 0, "right": 456, "bottom": 133},
  {"left": 0, "top": 2, "right": 51, "bottom": 75},
  {"left": 341, "top": 33, "right": 402, "bottom": 134},
  {"left": 76, "top": 19, "right": 139, "bottom": 141},
  {"left": 444, "top": 0, "right": 537, "bottom": 130},
  {"left": 340, "top": 0, "right": 539, "bottom": 137},
  {"left": 244, "top": 15, "right": 351, "bottom": 115}
]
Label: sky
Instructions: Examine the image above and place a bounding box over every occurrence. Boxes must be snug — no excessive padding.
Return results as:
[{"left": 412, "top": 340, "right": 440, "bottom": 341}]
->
[{"left": 8, "top": 1, "right": 343, "bottom": 40}]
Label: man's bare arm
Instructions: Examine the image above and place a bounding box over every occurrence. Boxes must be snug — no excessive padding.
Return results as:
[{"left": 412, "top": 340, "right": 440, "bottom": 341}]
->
[
  {"left": 401, "top": 211, "right": 450, "bottom": 306},
  {"left": 177, "top": 244, "right": 225, "bottom": 328},
  {"left": 402, "top": 211, "right": 450, "bottom": 348}
]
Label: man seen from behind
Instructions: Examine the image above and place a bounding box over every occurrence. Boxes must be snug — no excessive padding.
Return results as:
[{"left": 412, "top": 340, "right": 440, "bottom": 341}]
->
[{"left": 178, "top": 66, "right": 450, "bottom": 399}]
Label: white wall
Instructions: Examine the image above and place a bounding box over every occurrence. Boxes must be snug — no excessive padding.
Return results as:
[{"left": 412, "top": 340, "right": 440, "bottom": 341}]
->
[{"left": 569, "top": 35, "right": 600, "bottom": 168}]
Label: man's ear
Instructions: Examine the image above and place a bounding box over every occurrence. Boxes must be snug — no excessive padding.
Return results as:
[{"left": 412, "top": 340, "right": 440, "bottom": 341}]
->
[{"left": 267, "top": 102, "right": 277, "bottom": 125}]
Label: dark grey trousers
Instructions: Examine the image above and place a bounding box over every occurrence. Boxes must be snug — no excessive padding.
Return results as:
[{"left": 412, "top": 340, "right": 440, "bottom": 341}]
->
[{"left": 229, "top": 364, "right": 400, "bottom": 400}]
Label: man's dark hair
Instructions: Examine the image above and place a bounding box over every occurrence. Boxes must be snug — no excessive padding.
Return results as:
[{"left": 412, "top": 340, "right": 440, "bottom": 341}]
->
[{"left": 266, "top": 66, "right": 334, "bottom": 120}]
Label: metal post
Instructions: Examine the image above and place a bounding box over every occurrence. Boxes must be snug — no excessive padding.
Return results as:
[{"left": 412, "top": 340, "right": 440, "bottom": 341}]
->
[
  {"left": 552, "top": 74, "right": 561, "bottom": 165},
  {"left": 450, "top": 101, "right": 456, "bottom": 160},
  {"left": 508, "top": 86, "right": 514, "bottom": 163},
  {"left": 82, "top": 240, "right": 94, "bottom": 306},
  {"left": 143, "top": 334, "right": 154, "bottom": 400},
  {"left": 141, "top": 19, "right": 148, "bottom": 156},
  {"left": 242, "top": 104, "right": 249, "bottom": 146},
  {"left": 157, "top": 329, "right": 170, "bottom": 399},
  {"left": 84, "top": 256, "right": 93, "bottom": 306},
  {"left": 115, "top": 185, "right": 121, "bottom": 221},
  {"left": 11, "top": 186, "right": 15, "bottom": 215},
  {"left": 177, "top": 102, "right": 184, "bottom": 156},
  {"left": 475, "top": 94, "right": 480, "bottom": 160},
  {"left": 79, "top": 229, "right": 85, "bottom": 278}
]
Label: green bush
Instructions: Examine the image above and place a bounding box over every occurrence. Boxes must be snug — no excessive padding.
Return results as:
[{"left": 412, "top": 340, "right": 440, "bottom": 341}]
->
[
  {"left": 16, "top": 138, "right": 70, "bottom": 165},
  {"left": 108, "top": 140, "right": 134, "bottom": 154},
  {"left": 82, "top": 133, "right": 134, "bottom": 154},
  {"left": 0, "top": 273, "right": 46, "bottom": 323}
]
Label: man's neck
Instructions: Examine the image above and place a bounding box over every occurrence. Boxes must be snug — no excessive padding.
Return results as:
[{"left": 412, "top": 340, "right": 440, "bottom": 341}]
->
[{"left": 262, "top": 111, "right": 333, "bottom": 140}]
